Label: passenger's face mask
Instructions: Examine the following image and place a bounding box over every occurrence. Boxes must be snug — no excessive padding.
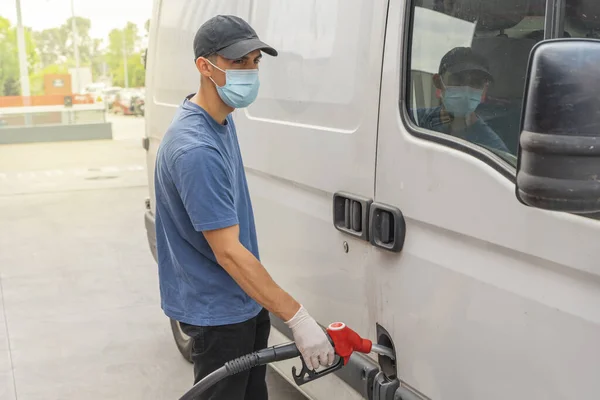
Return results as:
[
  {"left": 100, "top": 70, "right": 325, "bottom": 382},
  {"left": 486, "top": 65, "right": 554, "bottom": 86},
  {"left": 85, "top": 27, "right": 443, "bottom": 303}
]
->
[
  {"left": 206, "top": 59, "right": 260, "bottom": 109},
  {"left": 441, "top": 81, "right": 483, "bottom": 117}
]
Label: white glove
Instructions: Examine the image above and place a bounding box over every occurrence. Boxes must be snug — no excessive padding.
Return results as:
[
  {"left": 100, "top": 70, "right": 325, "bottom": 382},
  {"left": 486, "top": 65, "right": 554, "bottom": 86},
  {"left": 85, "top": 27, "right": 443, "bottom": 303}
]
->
[{"left": 285, "top": 305, "right": 335, "bottom": 370}]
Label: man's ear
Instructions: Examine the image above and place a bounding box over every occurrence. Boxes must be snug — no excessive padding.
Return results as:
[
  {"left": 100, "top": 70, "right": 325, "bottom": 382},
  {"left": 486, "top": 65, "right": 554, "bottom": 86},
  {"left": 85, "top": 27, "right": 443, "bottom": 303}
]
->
[
  {"left": 432, "top": 73, "right": 443, "bottom": 90},
  {"left": 195, "top": 57, "right": 213, "bottom": 78}
]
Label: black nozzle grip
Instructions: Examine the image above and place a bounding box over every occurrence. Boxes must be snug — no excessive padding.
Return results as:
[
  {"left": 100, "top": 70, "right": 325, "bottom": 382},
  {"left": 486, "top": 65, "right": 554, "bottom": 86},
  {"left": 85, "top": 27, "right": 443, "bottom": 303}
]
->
[
  {"left": 292, "top": 355, "right": 344, "bottom": 386},
  {"left": 256, "top": 342, "right": 300, "bottom": 365},
  {"left": 225, "top": 342, "right": 300, "bottom": 376}
]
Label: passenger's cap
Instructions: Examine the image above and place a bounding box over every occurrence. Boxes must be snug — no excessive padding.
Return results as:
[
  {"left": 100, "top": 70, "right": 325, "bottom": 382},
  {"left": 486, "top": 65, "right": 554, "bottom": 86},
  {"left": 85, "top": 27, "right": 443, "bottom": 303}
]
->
[
  {"left": 439, "top": 47, "right": 492, "bottom": 80},
  {"left": 193, "top": 15, "right": 278, "bottom": 60}
]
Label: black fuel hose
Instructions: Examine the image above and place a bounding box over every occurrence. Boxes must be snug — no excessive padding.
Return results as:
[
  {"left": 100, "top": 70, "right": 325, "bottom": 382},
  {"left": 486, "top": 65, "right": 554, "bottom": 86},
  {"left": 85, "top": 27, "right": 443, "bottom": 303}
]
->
[{"left": 178, "top": 342, "right": 300, "bottom": 400}]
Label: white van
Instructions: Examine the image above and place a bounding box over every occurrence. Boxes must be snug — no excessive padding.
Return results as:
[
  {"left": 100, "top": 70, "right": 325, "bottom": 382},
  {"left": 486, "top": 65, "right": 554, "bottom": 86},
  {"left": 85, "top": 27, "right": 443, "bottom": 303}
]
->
[{"left": 143, "top": 0, "right": 600, "bottom": 399}]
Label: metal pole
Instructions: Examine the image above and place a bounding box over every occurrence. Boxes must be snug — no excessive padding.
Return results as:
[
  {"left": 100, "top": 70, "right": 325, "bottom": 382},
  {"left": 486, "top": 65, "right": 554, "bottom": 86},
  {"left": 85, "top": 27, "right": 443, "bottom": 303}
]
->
[
  {"left": 15, "top": 0, "right": 32, "bottom": 126},
  {"left": 14, "top": 0, "right": 30, "bottom": 99},
  {"left": 122, "top": 32, "right": 129, "bottom": 88},
  {"left": 70, "top": 0, "right": 81, "bottom": 93}
]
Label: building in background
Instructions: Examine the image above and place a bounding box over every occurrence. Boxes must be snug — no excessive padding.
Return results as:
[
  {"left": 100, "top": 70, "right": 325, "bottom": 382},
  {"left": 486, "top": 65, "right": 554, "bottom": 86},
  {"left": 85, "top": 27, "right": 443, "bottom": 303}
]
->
[
  {"left": 68, "top": 67, "right": 92, "bottom": 94},
  {"left": 44, "top": 74, "right": 72, "bottom": 96}
]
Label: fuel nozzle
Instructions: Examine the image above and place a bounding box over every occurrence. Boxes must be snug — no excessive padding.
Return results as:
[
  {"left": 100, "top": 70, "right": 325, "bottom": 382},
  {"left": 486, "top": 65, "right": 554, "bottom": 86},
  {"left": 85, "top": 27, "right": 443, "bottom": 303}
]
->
[
  {"left": 370, "top": 343, "right": 396, "bottom": 360},
  {"left": 182, "top": 321, "right": 396, "bottom": 398},
  {"left": 326, "top": 322, "right": 395, "bottom": 364},
  {"left": 293, "top": 322, "right": 396, "bottom": 387}
]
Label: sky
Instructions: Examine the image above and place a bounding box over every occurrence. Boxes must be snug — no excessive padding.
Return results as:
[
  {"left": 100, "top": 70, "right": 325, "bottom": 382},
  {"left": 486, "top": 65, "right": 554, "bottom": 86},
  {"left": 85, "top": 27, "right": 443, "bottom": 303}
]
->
[{"left": 0, "top": 0, "right": 153, "bottom": 40}]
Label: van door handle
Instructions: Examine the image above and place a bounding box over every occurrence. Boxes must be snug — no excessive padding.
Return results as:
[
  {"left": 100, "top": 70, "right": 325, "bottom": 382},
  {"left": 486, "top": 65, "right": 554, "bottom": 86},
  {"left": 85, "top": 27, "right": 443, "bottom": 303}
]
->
[
  {"left": 333, "top": 192, "right": 372, "bottom": 241},
  {"left": 369, "top": 202, "right": 406, "bottom": 252}
]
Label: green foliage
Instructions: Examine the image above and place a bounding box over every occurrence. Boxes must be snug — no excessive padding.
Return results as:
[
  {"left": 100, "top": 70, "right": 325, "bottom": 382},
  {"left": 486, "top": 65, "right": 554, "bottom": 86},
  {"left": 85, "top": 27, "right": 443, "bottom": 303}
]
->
[
  {"left": 32, "top": 26, "right": 67, "bottom": 68},
  {"left": 32, "top": 17, "right": 106, "bottom": 84},
  {"left": 0, "top": 16, "right": 38, "bottom": 96},
  {"left": 0, "top": 15, "right": 146, "bottom": 95},
  {"left": 110, "top": 52, "right": 146, "bottom": 88},
  {"left": 3, "top": 77, "right": 19, "bottom": 96},
  {"left": 105, "top": 22, "right": 144, "bottom": 87},
  {"left": 33, "top": 17, "right": 102, "bottom": 68}
]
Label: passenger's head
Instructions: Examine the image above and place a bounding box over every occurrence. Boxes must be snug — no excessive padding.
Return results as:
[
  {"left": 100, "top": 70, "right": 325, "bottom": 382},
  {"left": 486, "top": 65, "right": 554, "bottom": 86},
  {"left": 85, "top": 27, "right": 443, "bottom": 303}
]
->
[
  {"left": 192, "top": 15, "right": 277, "bottom": 109},
  {"left": 433, "top": 47, "right": 492, "bottom": 117}
]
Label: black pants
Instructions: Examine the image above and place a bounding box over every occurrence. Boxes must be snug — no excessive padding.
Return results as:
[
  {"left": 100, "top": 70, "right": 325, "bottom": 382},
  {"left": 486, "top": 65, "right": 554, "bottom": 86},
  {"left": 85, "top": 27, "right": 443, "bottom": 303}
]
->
[{"left": 180, "top": 308, "right": 271, "bottom": 400}]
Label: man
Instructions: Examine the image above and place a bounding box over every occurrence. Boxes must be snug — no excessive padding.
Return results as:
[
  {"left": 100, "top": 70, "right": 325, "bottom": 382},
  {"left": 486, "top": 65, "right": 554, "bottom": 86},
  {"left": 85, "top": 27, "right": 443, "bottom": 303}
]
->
[
  {"left": 154, "top": 15, "right": 334, "bottom": 399},
  {"left": 415, "top": 47, "right": 509, "bottom": 153}
]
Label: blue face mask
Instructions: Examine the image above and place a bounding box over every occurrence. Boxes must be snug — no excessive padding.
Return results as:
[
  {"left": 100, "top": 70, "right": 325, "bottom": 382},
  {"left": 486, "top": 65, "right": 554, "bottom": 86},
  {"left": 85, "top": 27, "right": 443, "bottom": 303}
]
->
[
  {"left": 441, "top": 85, "right": 483, "bottom": 117},
  {"left": 207, "top": 60, "right": 260, "bottom": 109}
]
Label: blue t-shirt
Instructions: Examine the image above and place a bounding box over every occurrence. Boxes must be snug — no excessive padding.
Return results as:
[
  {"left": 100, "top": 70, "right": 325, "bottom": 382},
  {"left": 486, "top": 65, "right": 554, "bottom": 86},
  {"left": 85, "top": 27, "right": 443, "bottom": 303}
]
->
[
  {"left": 154, "top": 97, "right": 261, "bottom": 326},
  {"left": 416, "top": 107, "right": 509, "bottom": 153}
]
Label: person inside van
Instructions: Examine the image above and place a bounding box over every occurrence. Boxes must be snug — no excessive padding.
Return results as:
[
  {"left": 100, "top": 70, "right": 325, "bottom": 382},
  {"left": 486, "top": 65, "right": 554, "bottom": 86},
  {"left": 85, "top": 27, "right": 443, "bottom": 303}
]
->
[
  {"left": 414, "top": 47, "right": 509, "bottom": 153},
  {"left": 153, "top": 15, "right": 334, "bottom": 400}
]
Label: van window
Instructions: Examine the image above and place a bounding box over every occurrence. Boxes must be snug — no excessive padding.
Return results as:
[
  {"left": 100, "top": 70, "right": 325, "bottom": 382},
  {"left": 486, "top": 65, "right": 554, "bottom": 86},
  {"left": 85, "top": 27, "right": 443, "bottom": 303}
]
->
[
  {"left": 565, "top": 0, "right": 600, "bottom": 38},
  {"left": 245, "top": 0, "right": 373, "bottom": 132},
  {"left": 407, "top": 0, "right": 547, "bottom": 166}
]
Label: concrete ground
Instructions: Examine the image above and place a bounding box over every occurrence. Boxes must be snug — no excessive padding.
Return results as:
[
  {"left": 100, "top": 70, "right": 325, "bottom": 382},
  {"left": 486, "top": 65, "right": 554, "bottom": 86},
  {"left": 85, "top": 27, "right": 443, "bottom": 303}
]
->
[{"left": 0, "top": 115, "right": 307, "bottom": 400}]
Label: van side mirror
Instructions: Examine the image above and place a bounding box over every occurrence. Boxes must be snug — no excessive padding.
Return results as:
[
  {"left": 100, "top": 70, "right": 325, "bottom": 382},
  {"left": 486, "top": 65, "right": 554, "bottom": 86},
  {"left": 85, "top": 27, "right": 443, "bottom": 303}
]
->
[{"left": 516, "top": 40, "right": 600, "bottom": 214}]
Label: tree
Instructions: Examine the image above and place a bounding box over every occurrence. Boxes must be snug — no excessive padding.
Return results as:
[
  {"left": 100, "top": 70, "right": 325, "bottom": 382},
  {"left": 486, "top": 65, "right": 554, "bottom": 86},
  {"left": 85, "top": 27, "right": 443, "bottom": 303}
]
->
[
  {"left": 63, "top": 17, "right": 97, "bottom": 67},
  {"left": 3, "top": 77, "right": 19, "bottom": 96},
  {"left": 127, "top": 52, "right": 146, "bottom": 87},
  {"left": 0, "top": 16, "right": 38, "bottom": 96},
  {"left": 88, "top": 37, "right": 105, "bottom": 81},
  {"left": 0, "top": 16, "right": 18, "bottom": 95},
  {"left": 106, "top": 22, "right": 145, "bottom": 87},
  {"left": 32, "top": 16, "right": 106, "bottom": 81},
  {"left": 2, "top": 16, "right": 148, "bottom": 95},
  {"left": 33, "top": 17, "right": 95, "bottom": 68},
  {"left": 32, "top": 27, "right": 67, "bottom": 67}
]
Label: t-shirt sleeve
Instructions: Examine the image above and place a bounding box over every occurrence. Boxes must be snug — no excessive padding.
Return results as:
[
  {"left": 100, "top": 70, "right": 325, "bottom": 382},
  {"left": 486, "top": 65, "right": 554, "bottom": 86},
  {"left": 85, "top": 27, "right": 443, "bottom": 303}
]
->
[
  {"left": 171, "top": 146, "right": 238, "bottom": 232},
  {"left": 471, "top": 122, "right": 510, "bottom": 153}
]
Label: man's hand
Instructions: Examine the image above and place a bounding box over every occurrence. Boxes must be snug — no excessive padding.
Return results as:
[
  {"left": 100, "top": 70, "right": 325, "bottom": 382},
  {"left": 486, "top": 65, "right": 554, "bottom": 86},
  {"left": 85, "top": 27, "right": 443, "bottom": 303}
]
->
[{"left": 285, "top": 306, "right": 335, "bottom": 370}]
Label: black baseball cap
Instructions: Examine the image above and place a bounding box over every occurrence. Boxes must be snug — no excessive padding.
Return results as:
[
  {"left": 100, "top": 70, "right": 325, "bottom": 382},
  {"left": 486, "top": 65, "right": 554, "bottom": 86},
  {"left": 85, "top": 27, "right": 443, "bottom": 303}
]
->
[
  {"left": 193, "top": 15, "right": 278, "bottom": 61},
  {"left": 439, "top": 47, "right": 492, "bottom": 81}
]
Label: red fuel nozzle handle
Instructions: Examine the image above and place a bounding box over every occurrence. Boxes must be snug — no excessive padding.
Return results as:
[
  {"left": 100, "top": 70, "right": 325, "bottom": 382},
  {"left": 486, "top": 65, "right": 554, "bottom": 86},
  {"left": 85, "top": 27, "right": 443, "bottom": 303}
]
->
[{"left": 326, "top": 322, "right": 372, "bottom": 365}]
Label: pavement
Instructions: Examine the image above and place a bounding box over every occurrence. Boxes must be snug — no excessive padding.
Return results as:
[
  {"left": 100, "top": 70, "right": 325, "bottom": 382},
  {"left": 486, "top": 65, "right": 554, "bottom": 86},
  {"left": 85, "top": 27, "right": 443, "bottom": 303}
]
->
[{"left": 0, "top": 114, "right": 307, "bottom": 400}]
